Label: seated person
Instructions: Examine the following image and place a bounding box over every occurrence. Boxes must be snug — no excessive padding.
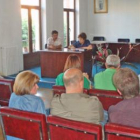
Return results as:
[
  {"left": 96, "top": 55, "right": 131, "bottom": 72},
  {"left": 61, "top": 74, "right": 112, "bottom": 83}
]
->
[
  {"left": 47, "top": 30, "right": 62, "bottom": 49},
  {"left": 51, "top": 68, "right": 105, "bottom": 125},
  {"left": 69, "top": 32, "right": 92, "bottom": 50},
  {"left": 109, "top": 68, "right": 140, "bottom": 128},
  {"left": 9, "top": 71, "right": 49, "bottom": 116},
  {"left": 94, "top": 55, "right": 120, "bottom": 90},
  {"left": 56, "top": 54, "right": 91, "bottom": 89}
]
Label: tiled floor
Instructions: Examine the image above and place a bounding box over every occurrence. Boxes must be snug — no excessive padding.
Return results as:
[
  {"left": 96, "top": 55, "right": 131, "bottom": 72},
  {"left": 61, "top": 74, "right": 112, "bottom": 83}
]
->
[
  {"left": 36, "top": 88, "right": 54, "bottom": 109},
  {"left": 0, "top": 88, "right": 53, "bottom": 140}
]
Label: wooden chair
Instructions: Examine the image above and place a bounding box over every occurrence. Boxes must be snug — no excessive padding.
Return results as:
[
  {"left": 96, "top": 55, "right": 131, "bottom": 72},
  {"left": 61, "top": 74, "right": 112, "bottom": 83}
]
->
[
  {"left": 93, "top": 36, "right": 105, "bottom": 41},
  {"left": 0, "top": 78, "right": 14, "bottom": 92},
  {"left": 88, "top": 89, "right": 123, "bottom": 111},
  {"left": 105, "top": 123, "right": 140, "bottom": 140},
  {"left": 0, "top": 82, "right": 13, "bottom": 106},
  {"left": 118, "top": 38, "right": 130, "bottom": 43},
  {"left": 45, "top": 43, "right": 47, "bottom": 49},
  {"left": 52, "top": 85, "right": 89, "bottom": 95},
  {"left": 71, "top": 40, "right": 76, "bottom": 45},
  {"left": 135, "top": 39, "right": 140, "bottom": 43},
  {"left": 47, "top": 115, "right": 102, "bottom": 140},
  {"left": 0, "top": 107, "right": 48, "bottom": 140}
]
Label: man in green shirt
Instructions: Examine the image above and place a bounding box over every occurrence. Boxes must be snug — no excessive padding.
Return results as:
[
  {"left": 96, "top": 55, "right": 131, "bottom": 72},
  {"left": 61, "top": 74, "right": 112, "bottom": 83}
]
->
[{"left": 94, "top": 55, "right": 120, "bottom": 90}]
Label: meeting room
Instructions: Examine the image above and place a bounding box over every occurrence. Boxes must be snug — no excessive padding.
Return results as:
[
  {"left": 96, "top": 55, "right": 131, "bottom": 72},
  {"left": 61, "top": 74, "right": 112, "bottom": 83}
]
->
[{"left": 0, "top": 0, "right": 140, "bottom": 140}]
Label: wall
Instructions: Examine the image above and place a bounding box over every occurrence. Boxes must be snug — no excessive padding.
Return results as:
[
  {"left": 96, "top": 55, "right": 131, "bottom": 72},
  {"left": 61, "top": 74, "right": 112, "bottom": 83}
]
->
[
  {"left": 75, "top": 0, "right": 88, "bottom": 38},
  {"left": 41, "top": 0, "right": 47, "bottom": 48},
  {"left": 87, "top": 0, "right": 140, "bottom": 42},
  {"left": 78, "top": 0, "right": 88, "bottom": 36},
  {"left": 0, "top": 0, "right": 23, "bottom": 76},
  {"left": 41, "top": 0, "right": 64, "bottom": 48}
]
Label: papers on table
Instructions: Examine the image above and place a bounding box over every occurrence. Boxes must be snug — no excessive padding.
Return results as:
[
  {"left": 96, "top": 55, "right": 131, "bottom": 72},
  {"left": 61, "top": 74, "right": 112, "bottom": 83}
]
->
[{"left": 75, "top": 48, "right": 85, "bottom": 52}]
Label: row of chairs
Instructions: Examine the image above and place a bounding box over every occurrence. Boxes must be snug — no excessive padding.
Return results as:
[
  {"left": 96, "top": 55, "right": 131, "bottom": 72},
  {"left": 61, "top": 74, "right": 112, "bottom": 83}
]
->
[
  {"left": 52, "top": 85, "right": 123, "bottom": 111},
  {"left": 0, "top": 79, "right": 122, "bottom": 111},
  {"left": 1, "top": 107, "right": 140, "bottom": 140},
  {"left": 46, "top": 37, "right": 140, "bottom": 49},
  {"left": 92, "top": 36, "right": 140, "bottom": 43},
  {"left": 0, "top": 80, "right": 140, "bottom": 139}
]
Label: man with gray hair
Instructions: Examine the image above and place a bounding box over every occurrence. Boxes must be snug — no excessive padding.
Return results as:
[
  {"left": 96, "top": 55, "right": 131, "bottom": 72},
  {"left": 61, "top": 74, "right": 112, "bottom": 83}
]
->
[
  {"left": 51, "top": 68, "right": 105, "bottom": 125},
  {"left": 94, "top": 54, "right": 120, "bottom": 90}
]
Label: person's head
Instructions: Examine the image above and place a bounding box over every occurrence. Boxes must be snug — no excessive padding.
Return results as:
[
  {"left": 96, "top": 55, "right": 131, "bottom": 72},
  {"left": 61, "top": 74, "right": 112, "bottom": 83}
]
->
[
  {"left": 63, "top": 54, "right": 81, "bottom": 72},
  {"left": 78, "top": 32, "right": 87, "bottom": 44},
  {"left": 105, "top": 55, "right": 120, "bottom": 69},
  {"left": 13, "top": 71, "right": 39, "bottom": 95},
  {"left": 113, "top": 68, "right": 139, "bottom": 99},
  {"left": 63, "top": 68, "right": 84, "bottom": 93},
  {"left": 52, "top": 30, "right": 58, "bottom": 40}
]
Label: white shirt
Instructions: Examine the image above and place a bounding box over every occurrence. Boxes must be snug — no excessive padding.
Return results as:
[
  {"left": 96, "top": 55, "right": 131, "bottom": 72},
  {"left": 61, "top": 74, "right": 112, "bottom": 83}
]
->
[{"left": 47, "top": 37, "right": 62, "bottom": 47}]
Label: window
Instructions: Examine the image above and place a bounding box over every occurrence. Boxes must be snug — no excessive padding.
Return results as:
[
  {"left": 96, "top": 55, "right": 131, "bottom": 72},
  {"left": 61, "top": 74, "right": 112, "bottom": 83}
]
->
[
  {"left": 21, "top": 0, "right": 41, "bottom": 53},
  {"left": 63, "top": 0, "right": 75, "bottom": 47}
]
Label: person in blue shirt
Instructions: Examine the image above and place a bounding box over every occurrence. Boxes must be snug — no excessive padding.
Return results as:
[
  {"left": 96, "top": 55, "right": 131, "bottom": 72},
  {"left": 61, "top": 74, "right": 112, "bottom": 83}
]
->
[
  {"left": 69, "top": 32, "right": 92, "bottom": 50},
  {"left": 9, "top": 70, "right": 49, "bottom": 115},
  {"left": 7, "top": 71, "right": 49, "bottom": 140}
]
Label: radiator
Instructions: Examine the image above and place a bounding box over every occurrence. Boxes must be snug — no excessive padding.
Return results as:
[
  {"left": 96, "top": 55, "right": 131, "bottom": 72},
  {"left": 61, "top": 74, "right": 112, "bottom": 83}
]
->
[{"left": 0, "top": 46, "right": 23, "bottom": 76}]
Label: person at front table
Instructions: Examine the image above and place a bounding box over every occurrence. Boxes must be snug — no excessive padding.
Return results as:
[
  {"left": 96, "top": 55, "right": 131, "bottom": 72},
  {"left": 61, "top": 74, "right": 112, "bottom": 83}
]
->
[
  {"left": 47, "top": 30, "right": 62, "bottom": 50},
  {"left": 69, "top": 32, "right": 92, "bottom": 50}
]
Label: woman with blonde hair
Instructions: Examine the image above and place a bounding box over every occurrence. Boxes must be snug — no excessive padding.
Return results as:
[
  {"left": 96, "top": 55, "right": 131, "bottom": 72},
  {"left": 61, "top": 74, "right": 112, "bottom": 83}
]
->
[
  {"left": 9, "top": 71, "right": 47, "bottom": 115},
  {"left": 56, "top": 54, "right": 91, "bottom": 89}
]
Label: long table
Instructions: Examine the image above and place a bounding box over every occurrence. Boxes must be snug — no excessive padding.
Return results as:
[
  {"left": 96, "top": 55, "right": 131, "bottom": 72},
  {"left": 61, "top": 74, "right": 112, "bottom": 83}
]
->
[
  {"left": 91, "top": 41, "right": 140, "bottom": 63},
  {"left": 40, "top": 48, "right": 93, "bottom": 78}
]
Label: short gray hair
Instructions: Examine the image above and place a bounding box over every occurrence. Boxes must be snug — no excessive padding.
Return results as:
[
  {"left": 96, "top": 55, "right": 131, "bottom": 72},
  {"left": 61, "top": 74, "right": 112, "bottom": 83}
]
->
[{"left": 106, "top": 55, "right": 120, "bottom": 68}]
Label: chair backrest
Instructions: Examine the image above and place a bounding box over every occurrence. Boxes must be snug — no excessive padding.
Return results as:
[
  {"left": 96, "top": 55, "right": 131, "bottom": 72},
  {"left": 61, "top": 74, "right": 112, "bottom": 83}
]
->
[
  {"left": 105, "top": 123, "right": 140, "bottom": 140},
  {"left": 71, "top": 40, "right": 76, "bottom": 45},
  {"left": 0, "top": 78, "right": 14, "bottom": 92},
  {"left": 45, "top": 43, "right": 47, "bottom": 49},
  {"left": 118, "top": 38, "right": 130, "bottom": 43},
  {"left": 93, "top": 36, "right": 105, "bottom": 41},
  {"left": 135, "top": 39, "right": 140, "bottom": 43},
  {"left": 0, "top": 107, "right": 48, "bottom": 140},
  {"left": 52, "top": 85, "right": 89, "bottom": 95},
  {"left": 88, "top": 89, "right": 123, "bottom": 111},
  {"left": 47, "top": 115, "right": 102, "bottom": 140},
  {"left": 0, "top": 82, "right": 13, "bottom": 106}
]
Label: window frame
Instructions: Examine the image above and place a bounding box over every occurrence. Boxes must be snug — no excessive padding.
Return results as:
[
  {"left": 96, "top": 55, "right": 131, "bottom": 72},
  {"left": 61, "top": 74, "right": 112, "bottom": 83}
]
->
[
  {"left": 21, "top": 0, "right": 42, "bottom": 53},
  {"left": 63, "top": 0, "right": 76, "bottom": 46}
]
